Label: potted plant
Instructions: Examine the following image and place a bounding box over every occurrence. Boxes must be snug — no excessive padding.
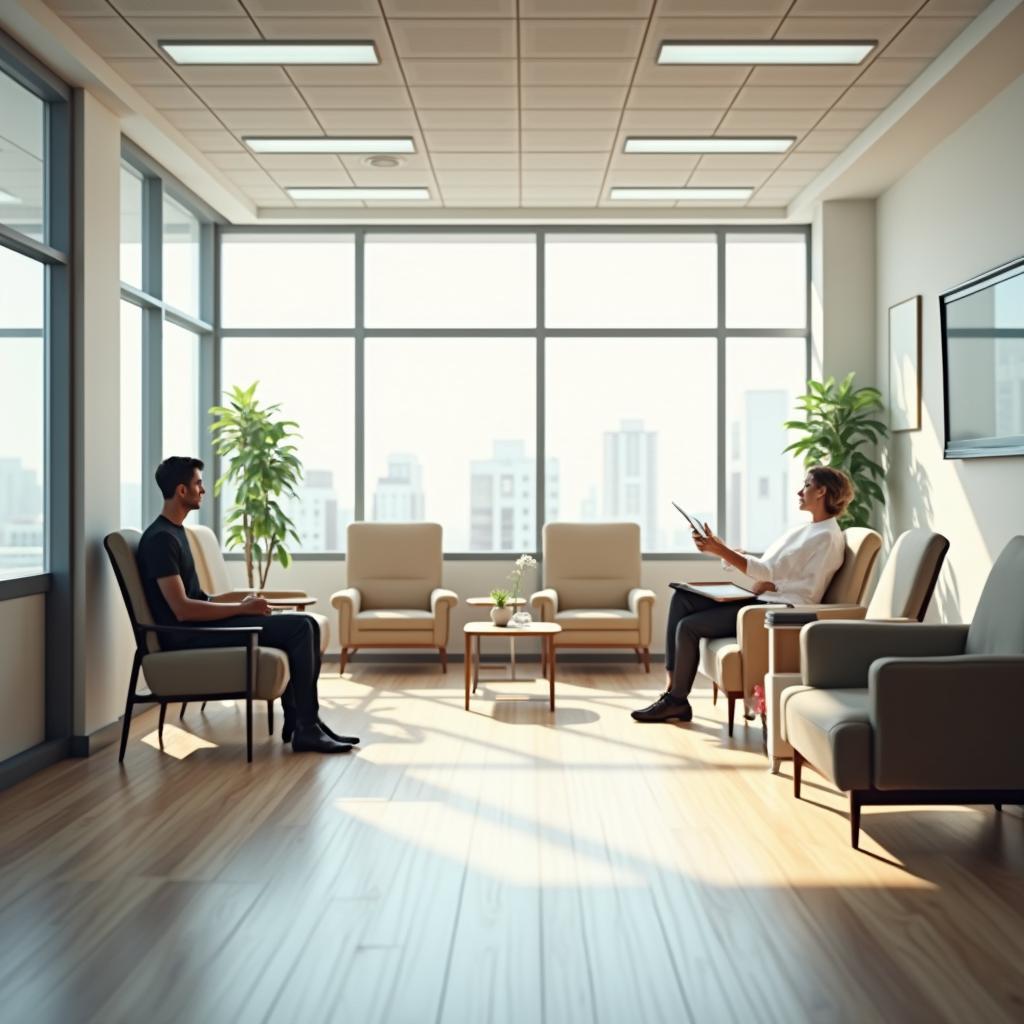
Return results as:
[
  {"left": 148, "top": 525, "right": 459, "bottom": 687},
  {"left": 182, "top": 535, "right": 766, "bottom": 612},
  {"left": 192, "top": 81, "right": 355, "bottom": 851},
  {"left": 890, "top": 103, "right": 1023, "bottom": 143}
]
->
[
  {"left": 209, "top": 382, "right": 303, "bottom": 590},
  {"left": 784, "top": 372, "right": 888, "bottom": 528},
  {"left": 489, "top": 588, "right": 513, "bottom": 627}
]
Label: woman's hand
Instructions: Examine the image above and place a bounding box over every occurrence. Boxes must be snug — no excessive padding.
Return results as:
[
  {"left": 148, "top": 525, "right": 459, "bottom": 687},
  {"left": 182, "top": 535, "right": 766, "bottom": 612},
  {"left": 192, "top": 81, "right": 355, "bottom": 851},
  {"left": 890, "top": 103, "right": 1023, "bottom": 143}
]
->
[
  {"left": 750, "top": 581, "right": 777, "bottom": 597},
  {"left": 692, "top": 523, "right": 728, "bottom": 559}
]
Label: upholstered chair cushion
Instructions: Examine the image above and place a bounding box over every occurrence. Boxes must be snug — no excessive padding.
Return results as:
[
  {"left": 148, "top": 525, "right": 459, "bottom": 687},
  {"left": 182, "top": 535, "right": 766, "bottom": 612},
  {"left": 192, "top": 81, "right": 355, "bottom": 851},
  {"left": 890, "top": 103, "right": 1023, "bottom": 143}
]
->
[
  {"left": 865, "top": 529, "right": 949, "bottom": 621},
  {"left": 542, "top": 522, "right": 641, "bottom": 610},
  {"left": 106, "top": 529, "right": 160, "bottom": 653},
  {"left": 965, "top": 536, "right": 1024, "bottom": 656},
  {"left": 820, "top": 527, "right": 882, "bottom": 605},
  {"left": 185, "top": 524, "right": 233, "bottom": 594},
  {"left": 142, "top": 647, "right": 289, "bottom": 700},
  {"left": 346, "top": 522, "right": 442, "bottom": 610}
]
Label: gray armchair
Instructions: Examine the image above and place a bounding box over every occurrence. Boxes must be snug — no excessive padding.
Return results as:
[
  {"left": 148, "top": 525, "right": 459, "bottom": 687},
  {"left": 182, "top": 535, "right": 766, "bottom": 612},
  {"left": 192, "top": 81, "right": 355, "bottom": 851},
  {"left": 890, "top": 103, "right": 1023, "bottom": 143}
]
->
[{"left": 783, "top": 536, "right": 1024, "bottom": 848}]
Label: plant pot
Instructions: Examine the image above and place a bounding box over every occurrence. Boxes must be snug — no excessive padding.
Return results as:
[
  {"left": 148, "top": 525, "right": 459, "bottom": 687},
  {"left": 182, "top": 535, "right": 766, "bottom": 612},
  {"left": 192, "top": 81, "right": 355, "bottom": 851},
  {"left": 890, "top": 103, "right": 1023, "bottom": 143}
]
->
[{"left": 490, "top": 606, "right": 513, "bottom": 627}]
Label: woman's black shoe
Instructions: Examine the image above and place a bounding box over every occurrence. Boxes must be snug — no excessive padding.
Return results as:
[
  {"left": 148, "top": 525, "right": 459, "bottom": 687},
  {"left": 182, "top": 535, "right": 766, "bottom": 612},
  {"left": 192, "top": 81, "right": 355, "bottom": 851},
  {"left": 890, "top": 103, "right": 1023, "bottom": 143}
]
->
[
  {"left": 317, "top": 718, "right": 360, "bottom": 745},
  {"left": 282, "top": 711, "right": 295, "bottom": 744},
  {"left": 631, "top": 694, "right": 693, "bottom": 723},
  {"left": 291, "top": 723, "right": 352, "bottom": 754}
]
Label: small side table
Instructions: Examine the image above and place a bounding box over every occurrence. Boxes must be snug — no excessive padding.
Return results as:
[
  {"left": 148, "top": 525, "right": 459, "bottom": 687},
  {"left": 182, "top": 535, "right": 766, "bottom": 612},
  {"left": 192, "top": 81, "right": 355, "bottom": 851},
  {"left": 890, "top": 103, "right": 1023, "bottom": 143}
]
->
[
  {"left": 466, "top": 596, "right": 527, "bottom": 680},
  {"left": 463, "top": 621, "right": 561, "bottom": 711}
]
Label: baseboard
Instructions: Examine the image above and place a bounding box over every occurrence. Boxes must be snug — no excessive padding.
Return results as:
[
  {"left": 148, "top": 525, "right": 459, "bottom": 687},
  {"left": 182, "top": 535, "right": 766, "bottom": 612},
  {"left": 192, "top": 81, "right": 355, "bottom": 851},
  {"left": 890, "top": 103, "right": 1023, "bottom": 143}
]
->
[
  {"left": 323, "top": 651, "right": 666, "bottom": 665},
  {"left": 0, "top": 738, "right": 70, "bottom": 793},
  {"left": 70, "top": 704, "right": 158, "bottom": 757}
]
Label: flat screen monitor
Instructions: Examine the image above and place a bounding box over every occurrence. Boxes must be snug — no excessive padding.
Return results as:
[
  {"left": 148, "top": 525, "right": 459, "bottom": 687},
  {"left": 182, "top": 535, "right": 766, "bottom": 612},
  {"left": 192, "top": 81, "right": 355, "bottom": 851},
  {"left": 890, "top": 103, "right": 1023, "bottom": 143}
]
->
[{"left": 940, "top": 254, "right": 1024, "bottom": 459}]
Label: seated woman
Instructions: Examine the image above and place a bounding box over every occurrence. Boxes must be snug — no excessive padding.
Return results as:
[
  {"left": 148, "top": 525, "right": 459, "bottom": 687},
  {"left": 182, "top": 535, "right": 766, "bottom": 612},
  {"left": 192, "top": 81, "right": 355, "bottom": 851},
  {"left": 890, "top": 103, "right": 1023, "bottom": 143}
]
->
[{"left": 632, "top": 465, "right": 852, "bottom": 723}]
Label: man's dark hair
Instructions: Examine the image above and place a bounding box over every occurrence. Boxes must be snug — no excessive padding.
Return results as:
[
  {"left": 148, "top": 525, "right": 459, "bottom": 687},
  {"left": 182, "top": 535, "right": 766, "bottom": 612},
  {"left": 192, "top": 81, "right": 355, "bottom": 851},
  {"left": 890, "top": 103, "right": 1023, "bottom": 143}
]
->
[{"left": 155, "top": 456, "right": 204, "bottom": 500}]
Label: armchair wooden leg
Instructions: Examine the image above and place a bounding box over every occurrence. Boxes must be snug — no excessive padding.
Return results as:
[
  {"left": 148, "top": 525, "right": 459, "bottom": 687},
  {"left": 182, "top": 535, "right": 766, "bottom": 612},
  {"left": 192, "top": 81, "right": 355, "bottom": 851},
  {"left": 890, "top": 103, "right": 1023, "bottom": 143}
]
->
[
  {"left": 201, "top": 701, "right": 208, "bottom": 712},
  {"left": 634, "top": 647, "right": 642, "bottom": 664},
  {"left": 995, "top": 803, "right": 1003, "bottom": 812},
  {"left": 439, "top": 647, "right": 448, "bottom": 674},
  {"left": 726, "top": 694, "right": 737, "bottom": 737},
  {"left": 850, "top": 791, "right": 862, "bottom": 849},
  {"left": 267, "top": 700, "right": 274, "bottom": 735},
  {"left": 179, "top": 702, "right": 187, "bottom": 720},
  {"left": 158, "top": 702, "right": 167, "bottom": 745},
  {"left": 340, "top": 647, "right": 349, "bottom": 674},
  {"left": 711, "top": 682, "right": 718, "bottom": 707},
  {"left": 641, "top": 647, "right": 650, "bottom": 673},
  {"left": 793, "top": 749, "right": 803, "bottom": 800},
  {"left": 118, "top": 654, "right": 141, "bottom": 764}
]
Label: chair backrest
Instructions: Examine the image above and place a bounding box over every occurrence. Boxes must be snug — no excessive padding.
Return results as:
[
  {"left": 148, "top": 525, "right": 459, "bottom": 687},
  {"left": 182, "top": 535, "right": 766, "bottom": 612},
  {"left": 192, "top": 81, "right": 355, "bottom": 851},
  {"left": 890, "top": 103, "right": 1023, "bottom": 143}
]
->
[
  {"left": 104, "top": 529, "right": 159, "bottom": 653},
  {"left": 346, "top": 522, "right": 442, "bottom": 610},
  {"left": 820, "top": 527, "right": 882, "bottom": 605},
  {"left": 866, "top": 529, "right": 949, "bottom": 621},
  {"left": 966, "top": 536, "right": 1024, "bottom": 655},
  {"left": 542, "top": 522, "right": 641, "bottom": 610},
  {"left": 186, "top": 524, "right": 233, "bottom": 594}
]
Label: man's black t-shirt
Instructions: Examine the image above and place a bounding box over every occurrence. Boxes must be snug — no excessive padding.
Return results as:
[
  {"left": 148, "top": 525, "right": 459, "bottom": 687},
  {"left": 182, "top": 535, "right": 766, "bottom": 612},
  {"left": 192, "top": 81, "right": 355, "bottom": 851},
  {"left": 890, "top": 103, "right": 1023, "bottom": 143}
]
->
[{"left": 137, "top": 515, "right": 209, "bottom": 626}]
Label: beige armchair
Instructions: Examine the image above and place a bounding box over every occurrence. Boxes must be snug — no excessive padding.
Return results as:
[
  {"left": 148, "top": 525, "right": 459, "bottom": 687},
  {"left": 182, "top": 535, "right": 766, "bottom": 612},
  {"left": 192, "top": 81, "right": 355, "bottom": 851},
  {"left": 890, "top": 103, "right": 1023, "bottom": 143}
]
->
[
  {"left": 698, "top": 527, "right": 882, "bottom": 736},
  {"left": 105, "top": 530, "right": 290, "bottom": 763},
  {"left": 331, "top": 522, "right": 458, "bottom": 672},
  {"left": 531, "top": 522, "right": 656, "bottom": 670},
  {"left": 185, "top": 524, "right": 330, "bottom": 656}
]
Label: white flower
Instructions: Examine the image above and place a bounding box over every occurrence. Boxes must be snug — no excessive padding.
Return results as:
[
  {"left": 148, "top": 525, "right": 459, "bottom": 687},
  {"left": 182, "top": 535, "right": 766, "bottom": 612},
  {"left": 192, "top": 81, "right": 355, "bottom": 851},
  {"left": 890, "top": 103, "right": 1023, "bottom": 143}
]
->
[{"left": 515, "top": 554, "right": 537, "bottom": 570}]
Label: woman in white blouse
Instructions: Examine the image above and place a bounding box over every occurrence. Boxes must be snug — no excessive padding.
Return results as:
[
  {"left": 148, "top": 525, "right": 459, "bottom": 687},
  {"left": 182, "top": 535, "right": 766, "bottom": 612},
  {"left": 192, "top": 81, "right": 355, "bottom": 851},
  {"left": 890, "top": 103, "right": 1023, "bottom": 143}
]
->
[{"left": 632, "top": 465, "right": 852, "bottom": 723}]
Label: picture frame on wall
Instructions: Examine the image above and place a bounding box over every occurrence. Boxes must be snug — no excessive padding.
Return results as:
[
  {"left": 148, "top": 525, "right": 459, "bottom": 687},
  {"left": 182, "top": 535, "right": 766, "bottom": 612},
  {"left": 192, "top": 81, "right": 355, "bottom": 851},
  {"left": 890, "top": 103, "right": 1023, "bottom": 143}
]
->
[{"left": 889, "top": 295, "right": 922, "bottom": 432}]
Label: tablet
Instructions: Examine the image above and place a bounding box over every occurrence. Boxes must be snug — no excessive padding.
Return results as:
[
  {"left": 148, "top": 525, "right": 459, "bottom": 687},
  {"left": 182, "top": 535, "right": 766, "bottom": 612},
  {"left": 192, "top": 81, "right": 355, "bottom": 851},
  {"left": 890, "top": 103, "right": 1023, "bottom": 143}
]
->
[{"left": 671, "top": 501, "right": 706, "bottom": 536}]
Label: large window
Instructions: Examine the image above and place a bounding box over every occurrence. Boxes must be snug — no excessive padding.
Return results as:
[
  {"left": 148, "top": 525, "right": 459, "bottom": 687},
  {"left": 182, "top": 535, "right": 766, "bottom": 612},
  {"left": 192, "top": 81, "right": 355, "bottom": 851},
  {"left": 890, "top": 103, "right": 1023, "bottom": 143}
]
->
[
  {"left": 119, "top": 151, "right": 213, "bottom": 527},
  {"left": 213, "top": 229, "right": 808, "bottom": 556}
]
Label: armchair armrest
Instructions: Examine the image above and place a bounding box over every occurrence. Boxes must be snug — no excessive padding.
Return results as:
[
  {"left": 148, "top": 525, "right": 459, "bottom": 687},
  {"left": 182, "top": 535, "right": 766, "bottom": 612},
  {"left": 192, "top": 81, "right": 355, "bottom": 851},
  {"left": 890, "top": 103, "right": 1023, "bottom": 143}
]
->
[
  {"left": 870, "top": 655, "right": 1024, "bottom": 789},
  {"left": 628, "top": 587, "right": 656, "bottom": 647},
  {"left": 530, "top": 588, "right": 558, "bottom": 621},
  {"left": 140, "top": 623, "right": 263, "bottom": 638},
  {"left": 329, "top": 587, "right": 361, "bottom": 645},
  {"left": 212, "top": 589, "right": 309, "bottom": 603},
  {"left": 801, "top": 621, "right": 970, "bottom": 689},
  {"left": 430, "top": 587, "right": 459, "bottom": 645}
]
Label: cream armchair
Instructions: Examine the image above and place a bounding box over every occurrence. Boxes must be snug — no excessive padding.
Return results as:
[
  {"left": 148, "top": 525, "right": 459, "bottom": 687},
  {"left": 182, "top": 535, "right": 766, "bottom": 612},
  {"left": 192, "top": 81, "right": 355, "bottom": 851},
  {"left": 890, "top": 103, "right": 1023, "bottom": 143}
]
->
[
  {"left": 185, "top": 524, "right": 330, "bottom": 656},
  {"left": 331, "top": 522, "right": 458, "bottom": 672},
  {"left": 105, "top": 530, "right": 290, "bottom": 763},
  {"left": 531, "top": 522, "right": 656, "bottom": 670},
  {"left": 698, "top": 527, "right": 882, "bottom": 736}
]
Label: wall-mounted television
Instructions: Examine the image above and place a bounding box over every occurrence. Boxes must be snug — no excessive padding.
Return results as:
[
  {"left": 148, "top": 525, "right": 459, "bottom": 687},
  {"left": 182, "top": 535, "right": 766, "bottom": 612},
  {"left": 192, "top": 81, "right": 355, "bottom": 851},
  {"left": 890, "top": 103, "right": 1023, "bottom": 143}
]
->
[{"left": 940, "top": 254, "right": 1024, "bottom": 459}]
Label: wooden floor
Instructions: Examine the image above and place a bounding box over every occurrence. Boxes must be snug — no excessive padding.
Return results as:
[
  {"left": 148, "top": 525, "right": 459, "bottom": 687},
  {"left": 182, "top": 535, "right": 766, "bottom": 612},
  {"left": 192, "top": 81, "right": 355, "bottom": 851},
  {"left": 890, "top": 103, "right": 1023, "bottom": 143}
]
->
[{"left": 1, "top": 665, "right": 1023, "bottom": 1024}]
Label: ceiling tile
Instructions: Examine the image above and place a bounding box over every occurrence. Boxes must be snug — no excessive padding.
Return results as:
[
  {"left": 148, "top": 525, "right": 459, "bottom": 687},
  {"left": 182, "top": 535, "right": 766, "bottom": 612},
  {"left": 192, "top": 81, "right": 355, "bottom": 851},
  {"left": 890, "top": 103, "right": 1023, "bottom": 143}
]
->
[
  {"left": 298, "top": 86, "right": 412, "bottom": 109},
  {"left": 835, "top": 85, "right": 904, "bottom": 109},
  {"left": 778, "top": 151, "right": 833, "bottom": 170},
  {"left": 732, "top": 85, "right": 844, "bottom": 109},
  {"left": 608, "top": 152, "right": 701, "bottom": 170},
  {"left": 245, "top": 0, "right": 380, "bottom": 12},
  {"left": 136, "top": 86, "right": 206, "bottom": 109},
  {"left": 182, "top": 129, "right": 245, "bottom": 151},
  {"left": 687, "top": 168, "right": 771, "bottom": 187},
  {"left": 389, "top": 19, "right": 517, "bottom": 58},
  {"left": 774, "top": 17, "right": 906, "bottom": 50},
  {"left": 653, "top": 0, "right": 791, "bottom": 11},
  {"left": 883, "top": 17, "right": 971, "bottom": 57},
  {"left": 206, "top": 151, "right": 263, "bottom": 170},
  {"left": 314, "top": 110, "right": 420, "bottom": 132},
  {"left": 410, "top": 86, "right": 518, "bottom": 109},
  {"left": 382, "top": 0, "right": 514, "bottom": 13},
  {"left": 619, "top": 109, "right": 723, "bottom": 132},
  {"left": 161, "top": 109, "right": 223, "bottom": 130},
  {"left": 522, "top": 86, "right": 628, "bottom": 109},
  {"left": 269, "top": 168, "right": 356, "bottom": 187},
  {"left": 107, "top": 58, "right": 180, "bottom": 86},
  {"left": 216, "top": 110, "right": 322, "bottom": 132},
  {"left": 815, "top": 109, "right": 876, "bottom": 131},
  {"left": 521, "top": 187, "right": 599, "bottom": 200},
  {"left": 252, "top": 15, "right": 387, "bottom": 38},
  {"left": 284, "top": 64, "right": 404, "bottom": 85},
  {"left": 693, "top": 153, "right": 785, "bottom": 170},
  {"left": 175, "top": 66, "right": 291, "bottom": 86},
  {"left": 238, "top": 185, "right": 290, "bottom": 200},
  {"left": 918, "top": 0, "right": 991, "bottom": 13},
  {"left": 224, "top": 169, "right": 279, "bottom": 187},
  {"left": 346, "top": 169, "right": 439, "bottom": 186},
  {"left": 339, "top": 152, "right": 431, "bottom": 171},
  {"left": 402, "top": 60, "right": 517, "bottom": 86},
  {"left": 763, "top": 169, "right": 817, "bottom": 186},
  {"left": 521, "top": 130, "right": 615, "bottom": 151},
  {"left": 521, "top": 152, "right": 609, "bottom": 169},
  {"left": 522, "top": 0, "right": 653, "bottom": 13},
  {"left": 795, "top": 129, "right": 858, "bottom": 151},
  {"left": 747, "top": 70, "right": 863, "bottom": 94},
  {"left": 521, "top": 110, "right": 621, "bottom": 130},
  {"left": 520, "top": 60, "right": 635, "bottom": 86},
  {"left": 440, "top": 191, "right": 519, "bottom": 204},
  {"left": 522, "top": 170, "right": 605, "bottom": 187},
  {"left": 424, "top": 130, "right": 518, "bottom": 151},
  {"left": 606, "top": 169, "right": 693, "bottom": 186},
  {"left": 62, "top": 18, "right": 154, "bottom": 58},
  {"left": 194, "top": 86, "right": 306, "bottom": 110},
  {"left": 789, "top": 0, "right": 919, "bottom": 13},
  {"left": 433, "top": 170, "right": 520, "bottom": 186},
  {"left": 633, "top": 64, "right": 750, "bottom": 86},
  {"left": 855, "top": 58, "right": 929, "bottom": 87},
  {"left": 253, "top": 153, "right": 348, "bottom": 170},
  {"left": 520, "top": 19, "right": 647, "bottom": 59},
  {"left": 750, "top": 186, "right": 799, "bottom": 200},
  {"left": 429, "top": 152, "right": 519, "bottom": 168},
  {"left": 718, "top": 110, "right": 822, "bottom": 132},
  {"left": 627, "top": 86, "right": 739, "bottom": 109},
  {"left": 126, "top": 16, "right": 259, "bottom": 46},
  {"left": 41, "top": 0, "right": 111, "bottom": 12},
  {"left": 418, "top": 109, "right": 518, "bottom": 130},
  {"left": 115, "top": 0, "right": 247, "bottom": 13}
]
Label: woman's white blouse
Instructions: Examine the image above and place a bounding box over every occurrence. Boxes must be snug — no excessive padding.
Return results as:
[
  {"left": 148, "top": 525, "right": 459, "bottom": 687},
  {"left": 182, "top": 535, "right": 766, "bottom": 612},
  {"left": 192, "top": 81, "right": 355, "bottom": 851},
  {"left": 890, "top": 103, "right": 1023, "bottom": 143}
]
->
[{"left": 743, "top": 517, "right": 845, "bottom": 607}]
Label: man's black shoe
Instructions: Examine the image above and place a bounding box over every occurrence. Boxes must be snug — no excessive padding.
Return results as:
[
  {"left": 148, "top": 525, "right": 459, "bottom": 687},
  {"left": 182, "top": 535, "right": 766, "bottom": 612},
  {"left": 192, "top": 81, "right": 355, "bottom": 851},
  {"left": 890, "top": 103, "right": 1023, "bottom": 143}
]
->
[
  {"left": 291, "top": 723, "right": 352, "bottom": 754},
  {"left": 317, "top": 718, "right": 360, "bottom": 745},
  {"left": 631, "top": 694, "right": 693, "bottom": 723}
]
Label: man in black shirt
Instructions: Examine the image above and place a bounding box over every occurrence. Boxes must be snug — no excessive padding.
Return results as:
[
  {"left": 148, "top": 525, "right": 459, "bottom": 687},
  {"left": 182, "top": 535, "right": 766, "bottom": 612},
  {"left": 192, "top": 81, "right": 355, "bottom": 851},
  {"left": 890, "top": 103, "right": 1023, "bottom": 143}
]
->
[{"left": 137, "top": 456, "right": 356, "bottom": 755}]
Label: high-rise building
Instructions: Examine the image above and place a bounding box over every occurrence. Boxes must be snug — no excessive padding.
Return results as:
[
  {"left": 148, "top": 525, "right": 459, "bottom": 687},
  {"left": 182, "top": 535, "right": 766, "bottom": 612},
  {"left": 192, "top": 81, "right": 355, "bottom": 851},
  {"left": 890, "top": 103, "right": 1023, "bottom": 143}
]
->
[
  {"left": 469, "top": 440, "right": 558, "bottom": 551},
  {"left": 373, "top": 453, "right": 425, "bottom": 522},
  {"left": 289, "top": 468, "right": 340, "bottom": 551},
  {"left": 603, "top": 419, "right": 657, "bottom": 548},
  {"left": 0, "top": 458, "right": 42, "bottom": 524}
]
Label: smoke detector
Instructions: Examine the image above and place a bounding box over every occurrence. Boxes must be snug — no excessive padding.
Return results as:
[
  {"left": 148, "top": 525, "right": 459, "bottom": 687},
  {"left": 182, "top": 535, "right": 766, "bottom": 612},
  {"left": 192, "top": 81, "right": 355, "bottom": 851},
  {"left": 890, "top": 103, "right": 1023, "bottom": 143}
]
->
[{"left": 364, "top": 155, "right": 402, "bottom": 168}]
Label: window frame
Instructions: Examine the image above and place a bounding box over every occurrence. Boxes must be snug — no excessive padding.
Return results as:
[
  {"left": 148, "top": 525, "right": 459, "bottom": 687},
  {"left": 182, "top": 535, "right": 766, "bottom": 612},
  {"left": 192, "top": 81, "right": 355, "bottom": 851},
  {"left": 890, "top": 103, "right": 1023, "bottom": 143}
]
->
[{"left": 213, "top": 225, "right": 810, "bottom": 561}]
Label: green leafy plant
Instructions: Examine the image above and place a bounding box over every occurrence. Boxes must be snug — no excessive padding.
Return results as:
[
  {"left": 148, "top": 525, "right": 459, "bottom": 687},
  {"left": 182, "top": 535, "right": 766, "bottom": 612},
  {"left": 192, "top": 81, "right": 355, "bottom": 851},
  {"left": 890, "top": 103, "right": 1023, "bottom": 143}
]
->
[
  {"left": 209, "top": 382, "right": 303, "bottom": 589},
  {"left": 490, "top": 588, "right": 510, "bottom": 608},
  {"left": 784, "top": 372, "right": 888, "bottom": 528}
]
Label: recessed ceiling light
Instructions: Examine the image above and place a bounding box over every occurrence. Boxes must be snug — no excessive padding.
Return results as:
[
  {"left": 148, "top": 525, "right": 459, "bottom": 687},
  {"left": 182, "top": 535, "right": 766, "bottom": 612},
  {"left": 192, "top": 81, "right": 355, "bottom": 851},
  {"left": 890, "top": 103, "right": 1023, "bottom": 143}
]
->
[
  {"left": 658, "top": 41, "right": 875, "bottom": 65},
  {"left": 624, "top": 137, "right": 794, "bottom": 155},
  {"left": 288, "top": 187, "right": 431, "bottom": 201},
  {"left": 161, "top": 41, "right": 379, "bottom": 65},
  {"left": 0, "top": 189, "right": 21, "bottom": 204},
  {"left": 609, "top": 187, "right": 753, "bottom": 201},
  {"left": 365, "top": 156, "right": 402, "bottom": 168},
  {"left": 245, "top": 136, "right": 414, "bottom": 154}
]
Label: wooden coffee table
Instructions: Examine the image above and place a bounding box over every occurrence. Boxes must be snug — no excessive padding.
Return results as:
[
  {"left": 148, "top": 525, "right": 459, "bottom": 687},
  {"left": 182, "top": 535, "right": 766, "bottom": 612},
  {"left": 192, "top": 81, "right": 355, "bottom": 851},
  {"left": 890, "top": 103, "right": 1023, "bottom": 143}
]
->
[
  {"left": 463, "top": 621, "right": 561, "bottom": 711},
  {"left": 465, "top": 596, "right": 528, "bottom": 679}
]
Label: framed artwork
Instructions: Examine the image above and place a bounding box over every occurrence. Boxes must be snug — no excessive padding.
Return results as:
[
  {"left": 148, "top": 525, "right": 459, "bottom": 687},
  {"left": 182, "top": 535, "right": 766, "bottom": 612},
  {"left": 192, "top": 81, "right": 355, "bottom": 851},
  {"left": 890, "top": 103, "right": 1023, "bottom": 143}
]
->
[{"left": 889, "top": 295, "right": 921, "bottom": 432}]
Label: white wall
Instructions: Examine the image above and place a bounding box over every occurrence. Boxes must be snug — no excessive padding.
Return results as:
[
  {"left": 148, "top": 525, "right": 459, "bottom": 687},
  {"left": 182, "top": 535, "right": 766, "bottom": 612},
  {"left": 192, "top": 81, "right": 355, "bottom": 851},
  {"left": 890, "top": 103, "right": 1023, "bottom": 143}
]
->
[
  {"left": 0, "top": 595, "right": 45, "bottom": 760},
  {"left": 876, "top": 73, "right": 1024, "bottom": 623}
]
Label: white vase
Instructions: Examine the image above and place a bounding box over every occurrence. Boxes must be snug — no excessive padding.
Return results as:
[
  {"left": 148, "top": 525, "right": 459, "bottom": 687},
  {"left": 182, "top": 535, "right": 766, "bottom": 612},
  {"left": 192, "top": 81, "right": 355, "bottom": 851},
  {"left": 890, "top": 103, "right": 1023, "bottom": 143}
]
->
[{"left": 490, "top": 606, "right": 513, "bottom": 627}]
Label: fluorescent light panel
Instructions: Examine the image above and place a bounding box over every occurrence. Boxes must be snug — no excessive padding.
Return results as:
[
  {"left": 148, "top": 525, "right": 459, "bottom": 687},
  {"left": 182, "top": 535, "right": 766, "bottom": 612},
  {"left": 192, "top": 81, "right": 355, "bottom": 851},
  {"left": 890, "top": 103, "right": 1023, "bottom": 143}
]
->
[
  {"left": 609, "top": 187, "right": 753, "bottom": 201},
  {"left": 0, "top": 188, "right": 21, "bottom": 204},
  {"left": 161, "top": 41, "right": 379, "bottom": 65},
  {"left": 624, "top": 137, "right": 793, "bottom": 154},
  {"left": 288, "top": 187, "right": 431, "bottom": 200},
  {"left": 246, "top": 136, "right": 414, "bottom": 154},
  {"left": 658, "top": 41, "right": 875, "bottom": 65}
]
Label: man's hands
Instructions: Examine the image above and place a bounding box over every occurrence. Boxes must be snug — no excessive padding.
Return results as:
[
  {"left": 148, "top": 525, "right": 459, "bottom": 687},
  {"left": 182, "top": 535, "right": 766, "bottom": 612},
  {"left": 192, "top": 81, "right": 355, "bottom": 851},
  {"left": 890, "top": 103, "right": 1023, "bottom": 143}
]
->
[{"left": 240, "top": 593, "right": 272, "bottom": 616}]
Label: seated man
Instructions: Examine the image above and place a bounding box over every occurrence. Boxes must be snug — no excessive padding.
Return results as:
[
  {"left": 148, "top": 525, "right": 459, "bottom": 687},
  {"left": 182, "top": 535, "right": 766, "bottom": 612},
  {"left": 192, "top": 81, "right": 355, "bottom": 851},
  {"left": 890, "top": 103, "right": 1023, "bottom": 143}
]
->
[{"left": 137, "top": 456, "right": 357, "bottom": 755}]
